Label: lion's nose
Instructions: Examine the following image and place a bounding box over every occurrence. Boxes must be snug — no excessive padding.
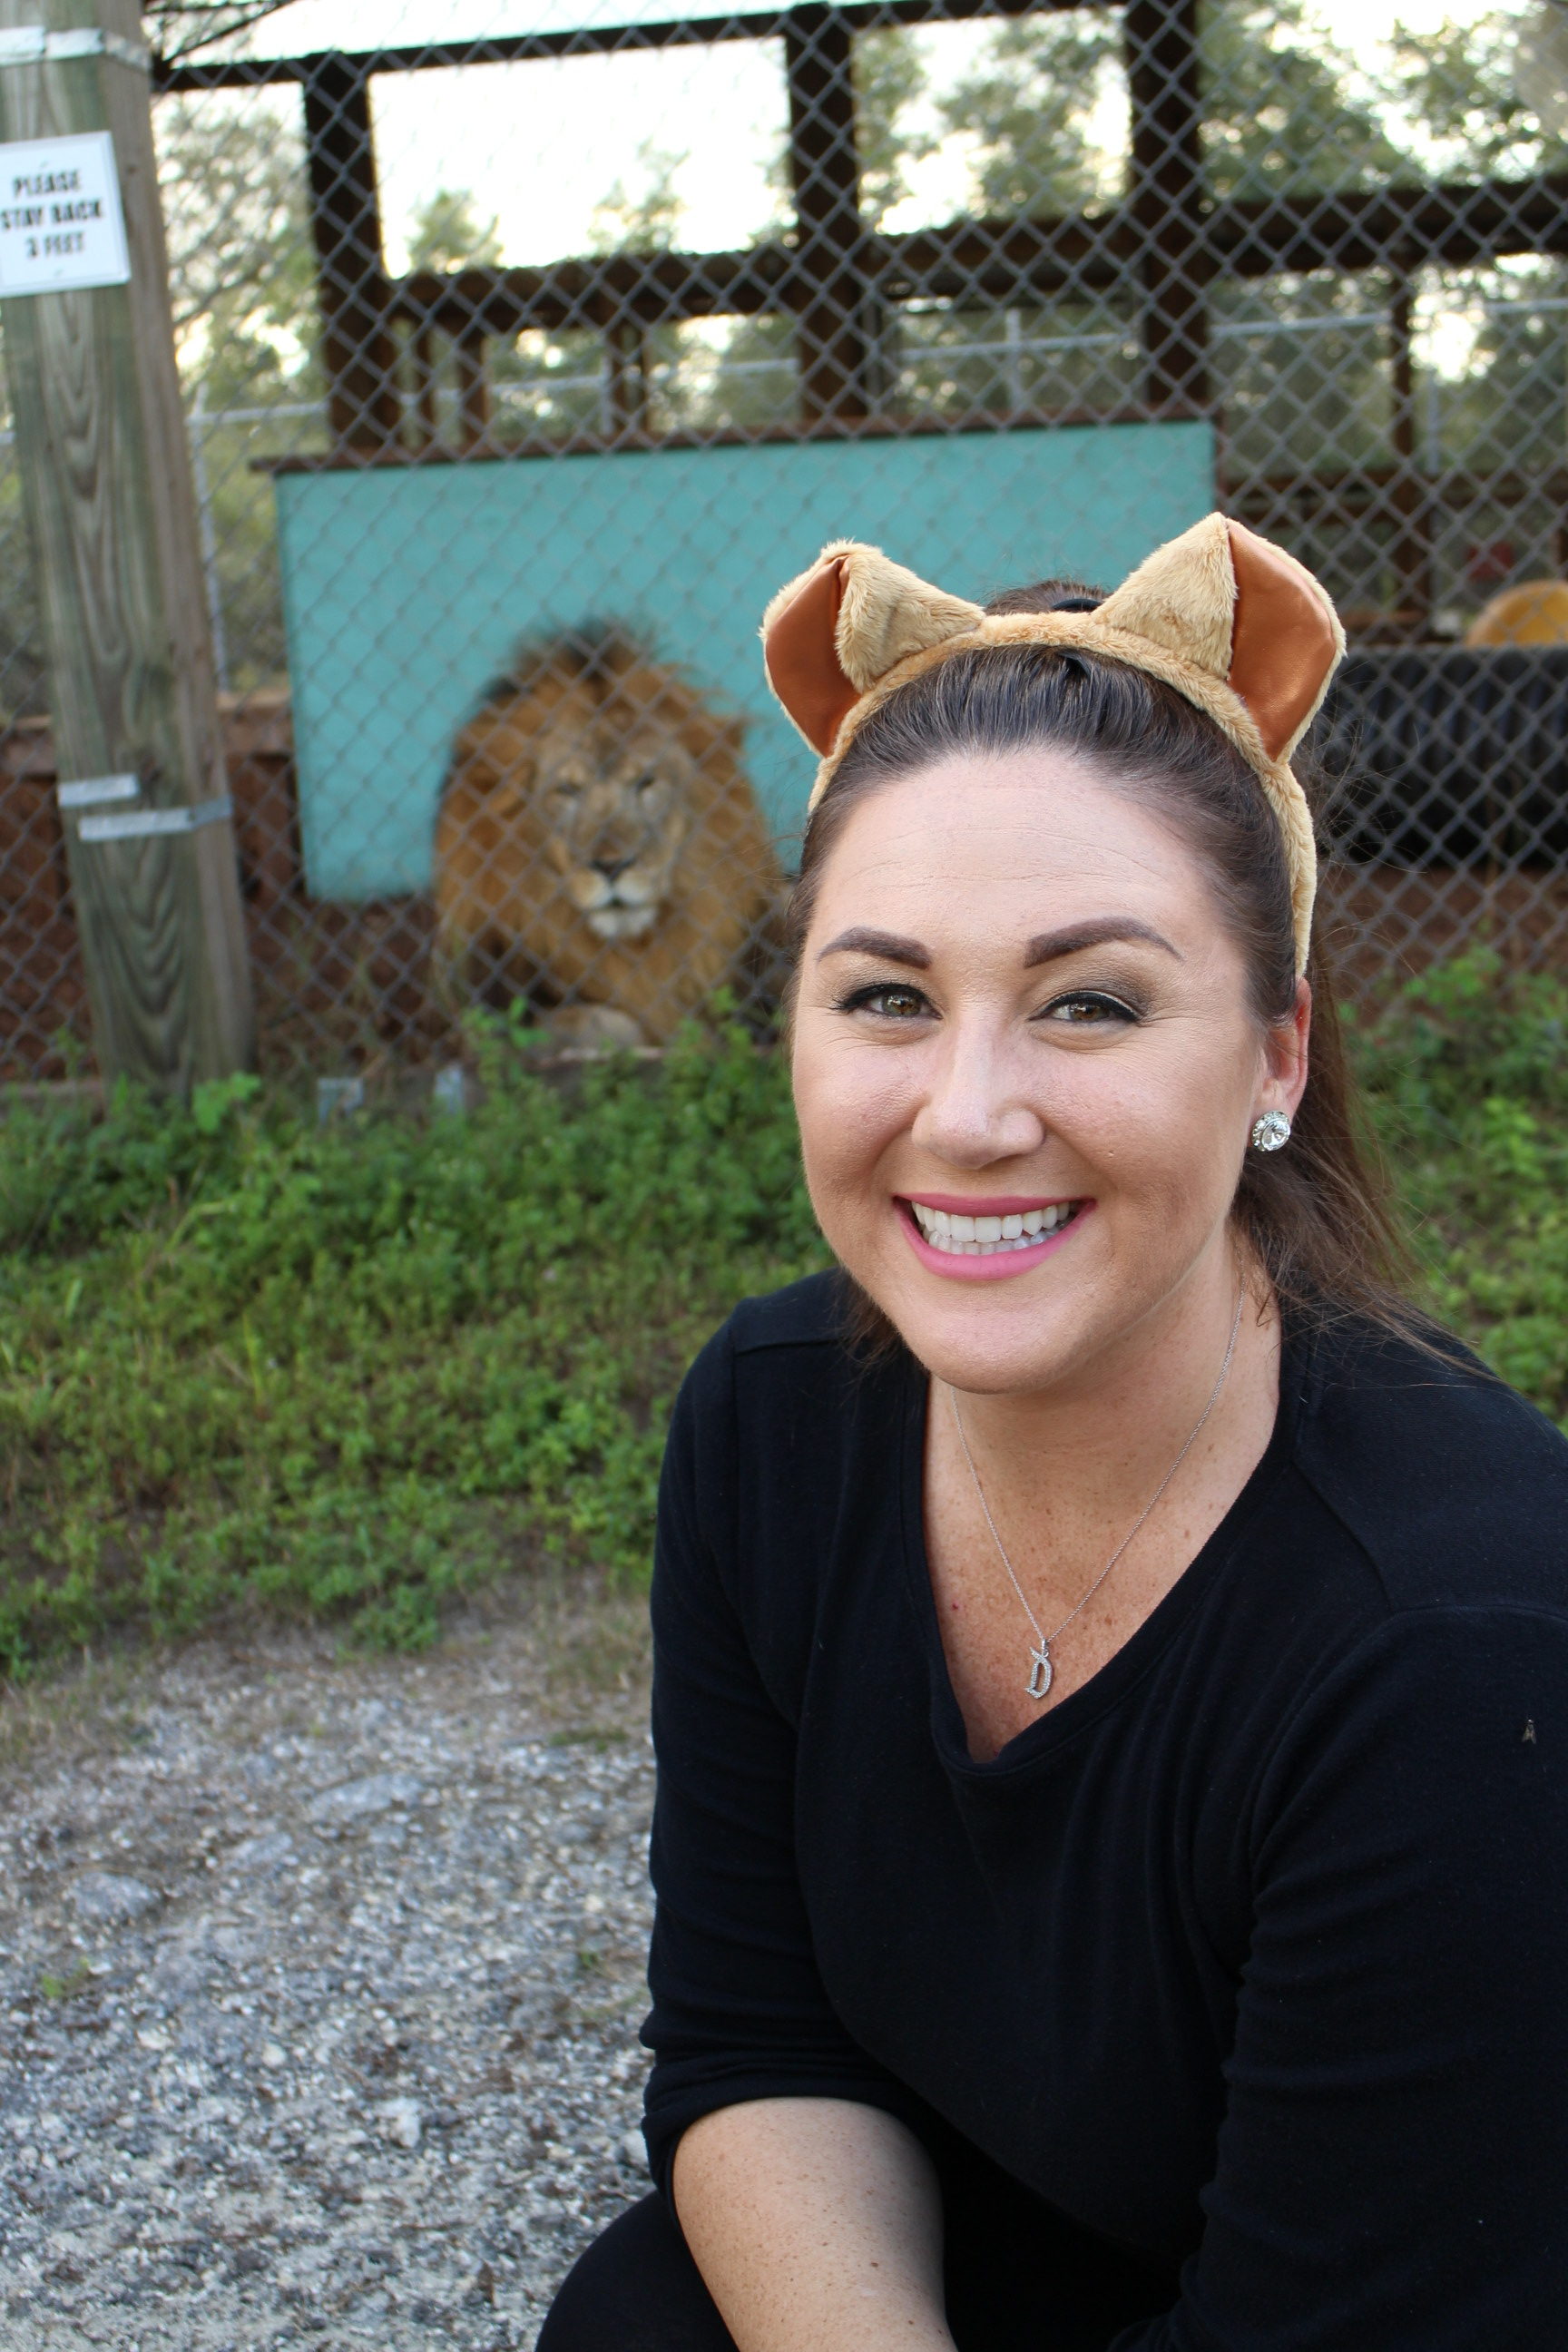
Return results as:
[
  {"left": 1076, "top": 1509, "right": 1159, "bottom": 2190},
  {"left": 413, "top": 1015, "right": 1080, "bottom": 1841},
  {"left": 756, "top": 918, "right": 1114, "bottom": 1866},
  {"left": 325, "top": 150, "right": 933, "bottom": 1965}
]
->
[{"left": 591, "top": 852, "right": 637, "bottom": 881}]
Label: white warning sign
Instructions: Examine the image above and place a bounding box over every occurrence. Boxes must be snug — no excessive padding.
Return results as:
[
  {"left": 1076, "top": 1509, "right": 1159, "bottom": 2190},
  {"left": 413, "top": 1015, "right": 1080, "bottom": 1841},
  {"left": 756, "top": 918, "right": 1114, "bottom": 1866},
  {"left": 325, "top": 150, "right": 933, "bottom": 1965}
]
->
[{"left": 0, "top": 130, "right": 128, "bottom": 296}]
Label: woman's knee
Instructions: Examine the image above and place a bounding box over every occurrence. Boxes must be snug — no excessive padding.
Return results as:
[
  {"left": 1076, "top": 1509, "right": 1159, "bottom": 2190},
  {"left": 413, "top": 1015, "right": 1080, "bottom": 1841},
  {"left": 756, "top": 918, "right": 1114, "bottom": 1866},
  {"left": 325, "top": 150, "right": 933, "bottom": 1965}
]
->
[{"left": 536, "top": 2192, "right": 737, "bottom": 2352}]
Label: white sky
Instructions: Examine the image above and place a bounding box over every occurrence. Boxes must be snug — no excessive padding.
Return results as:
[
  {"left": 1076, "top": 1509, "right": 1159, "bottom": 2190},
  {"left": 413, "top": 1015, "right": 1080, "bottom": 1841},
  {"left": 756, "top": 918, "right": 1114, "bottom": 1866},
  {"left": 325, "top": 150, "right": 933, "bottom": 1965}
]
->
[{"left": 225, "top": 0, "right": 1518, "bottom": 300}]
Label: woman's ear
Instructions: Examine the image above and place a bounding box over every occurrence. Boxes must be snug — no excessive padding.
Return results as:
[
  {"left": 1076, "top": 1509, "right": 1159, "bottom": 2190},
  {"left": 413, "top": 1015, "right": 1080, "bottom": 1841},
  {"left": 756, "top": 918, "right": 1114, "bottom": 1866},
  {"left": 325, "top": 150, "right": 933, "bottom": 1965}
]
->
[
  {"left": 762, "top": 542, "right": 983, "bottom": 754},
  {"left": 1265, "top": 975, "right": 1313, "bottom": 1122}
]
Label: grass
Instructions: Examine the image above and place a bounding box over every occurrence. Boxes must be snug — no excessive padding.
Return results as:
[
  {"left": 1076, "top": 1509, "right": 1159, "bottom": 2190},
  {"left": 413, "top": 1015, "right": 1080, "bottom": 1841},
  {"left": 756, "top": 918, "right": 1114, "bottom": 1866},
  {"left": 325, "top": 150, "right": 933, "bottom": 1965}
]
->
[
  {"left": 0, "top": 1014, "right": 824, "bottom": 1676},
  {"left": 3, "top": 954, "right": 1567, "bottom": 1678}
]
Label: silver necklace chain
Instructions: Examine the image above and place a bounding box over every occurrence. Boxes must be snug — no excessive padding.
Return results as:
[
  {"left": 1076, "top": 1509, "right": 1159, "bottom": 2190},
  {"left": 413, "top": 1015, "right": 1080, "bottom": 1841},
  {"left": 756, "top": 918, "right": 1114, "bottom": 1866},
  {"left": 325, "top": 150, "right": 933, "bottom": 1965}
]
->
[{"left": 947, "top": 1288, "right": 1245, "bottom": 1703}]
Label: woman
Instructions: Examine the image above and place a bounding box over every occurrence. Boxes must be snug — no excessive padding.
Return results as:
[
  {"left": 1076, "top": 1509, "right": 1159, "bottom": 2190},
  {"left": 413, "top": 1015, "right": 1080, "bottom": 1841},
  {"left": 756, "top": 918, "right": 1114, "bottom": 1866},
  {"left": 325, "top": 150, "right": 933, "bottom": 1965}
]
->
[{"left": 539, "top": 516, "right": 1568, "bottom": 2351}]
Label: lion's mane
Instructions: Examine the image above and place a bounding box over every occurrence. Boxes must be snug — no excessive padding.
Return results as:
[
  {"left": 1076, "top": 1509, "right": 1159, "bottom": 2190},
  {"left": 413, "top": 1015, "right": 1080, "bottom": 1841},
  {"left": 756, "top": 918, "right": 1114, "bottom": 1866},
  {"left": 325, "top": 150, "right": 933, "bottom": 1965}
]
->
[{"left": 434, "top": 629, "right": 783, "bottom": 1044}]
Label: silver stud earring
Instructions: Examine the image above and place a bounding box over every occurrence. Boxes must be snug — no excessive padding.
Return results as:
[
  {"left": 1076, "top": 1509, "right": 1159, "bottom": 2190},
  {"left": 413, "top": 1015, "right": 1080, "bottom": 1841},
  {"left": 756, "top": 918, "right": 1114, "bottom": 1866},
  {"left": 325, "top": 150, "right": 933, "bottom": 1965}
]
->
[{"left": 1250, "top": 1110, "right": 1291, "bottom": 1152}]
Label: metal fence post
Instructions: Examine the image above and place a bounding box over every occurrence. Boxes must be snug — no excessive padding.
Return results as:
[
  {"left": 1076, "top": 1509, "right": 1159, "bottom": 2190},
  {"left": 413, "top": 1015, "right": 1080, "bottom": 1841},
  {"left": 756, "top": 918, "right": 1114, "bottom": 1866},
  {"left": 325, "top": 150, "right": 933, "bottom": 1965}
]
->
[{"left": 0, "top": 0, "right": 255, "bottom": 1093}]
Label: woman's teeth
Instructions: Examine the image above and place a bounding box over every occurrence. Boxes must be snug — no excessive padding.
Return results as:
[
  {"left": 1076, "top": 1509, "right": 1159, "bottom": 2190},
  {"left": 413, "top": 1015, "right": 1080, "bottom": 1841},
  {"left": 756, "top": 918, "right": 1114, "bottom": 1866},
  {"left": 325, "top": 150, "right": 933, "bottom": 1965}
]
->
[{"left": 908, "top": 1201, "right": 1079, "bottom": 1255}]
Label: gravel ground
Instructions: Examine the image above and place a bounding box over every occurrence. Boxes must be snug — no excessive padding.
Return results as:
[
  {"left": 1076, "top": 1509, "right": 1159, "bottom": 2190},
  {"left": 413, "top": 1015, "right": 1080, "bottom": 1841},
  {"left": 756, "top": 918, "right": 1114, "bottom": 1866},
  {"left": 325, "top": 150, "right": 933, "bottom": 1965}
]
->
[{"left": 0, "top": 1592, "right": 656, "bottom": 2349}]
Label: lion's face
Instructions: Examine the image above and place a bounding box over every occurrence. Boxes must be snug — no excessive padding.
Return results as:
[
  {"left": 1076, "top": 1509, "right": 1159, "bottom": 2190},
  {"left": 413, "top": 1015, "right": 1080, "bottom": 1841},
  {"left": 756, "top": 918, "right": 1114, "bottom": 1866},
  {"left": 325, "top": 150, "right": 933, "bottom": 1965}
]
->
[
  {"left": 532, "top": 702, "right": 696, "bottom": 942},
  {"left": 436, "top": 638, "right": 780, "bottom": 1042}
]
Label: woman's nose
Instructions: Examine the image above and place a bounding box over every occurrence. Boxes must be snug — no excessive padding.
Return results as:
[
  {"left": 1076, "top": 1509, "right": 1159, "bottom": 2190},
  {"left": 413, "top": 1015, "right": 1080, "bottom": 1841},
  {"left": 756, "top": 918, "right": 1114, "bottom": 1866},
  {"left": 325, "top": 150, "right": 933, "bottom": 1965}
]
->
[{"left": 909, "top": 1032, "right": 1046, "bottom": 1167}]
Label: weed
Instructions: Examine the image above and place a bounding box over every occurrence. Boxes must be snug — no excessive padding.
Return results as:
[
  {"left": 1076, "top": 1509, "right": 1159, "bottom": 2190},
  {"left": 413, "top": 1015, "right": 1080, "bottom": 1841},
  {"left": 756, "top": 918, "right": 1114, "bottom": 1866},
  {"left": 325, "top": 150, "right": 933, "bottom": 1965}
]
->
[
  {"left": 0, "top": 1023, "right": 823, "bottom": 1673},
  {"left": 37, "top": 1959, "right": 93, "bottom": 2001}
]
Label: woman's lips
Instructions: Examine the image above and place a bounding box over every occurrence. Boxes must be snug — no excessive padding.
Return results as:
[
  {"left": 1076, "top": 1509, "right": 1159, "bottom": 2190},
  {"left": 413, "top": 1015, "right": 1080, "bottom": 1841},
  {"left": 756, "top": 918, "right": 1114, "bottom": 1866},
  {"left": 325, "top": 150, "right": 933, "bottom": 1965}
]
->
[
  {"left": 897, "top": 1196, "right": 1093, "bottom": 1282},
  {"left": 904, "top": 1193, "right": 1077, "bottom": 1218}
]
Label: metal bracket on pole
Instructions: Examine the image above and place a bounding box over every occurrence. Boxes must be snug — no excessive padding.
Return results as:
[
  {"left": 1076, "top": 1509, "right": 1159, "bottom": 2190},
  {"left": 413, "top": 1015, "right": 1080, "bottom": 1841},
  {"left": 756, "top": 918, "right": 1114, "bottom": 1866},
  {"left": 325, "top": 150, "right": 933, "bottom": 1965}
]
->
[
  {"left": 76, "top": 795, "right": 233, "bottom": 842},
  {"left": 0, "top": 25, "right": 150, "bottom": 70},
  {"left": 57, "top": 771, "right": 138, "bottom": 808}
]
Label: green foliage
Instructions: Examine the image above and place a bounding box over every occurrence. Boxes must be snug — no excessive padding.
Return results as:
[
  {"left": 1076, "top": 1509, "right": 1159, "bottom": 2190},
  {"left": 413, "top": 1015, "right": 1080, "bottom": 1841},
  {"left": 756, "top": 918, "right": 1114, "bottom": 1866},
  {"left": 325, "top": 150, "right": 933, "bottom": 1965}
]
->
[
  {"left": 939, "top": 15, "right": 1123, "bottom": 216},
  {"left": 408, "top": 189, "right": 505, "bottom": 273},
  {"left": 0, "top": 1025, "right": 825, "bottom": 1677},
  {"left": 587, "top": 142, "right": 687, "bottom": 256},
  {"left": 156, "top": 93, "right": 318, "bottom": 379},
  {"left": 1351, "top": 954, "right": 1568, "bottom": 1410},
  {"left": 1390, "top": 9, "right": 1568, "bottom": 180},
  {"left": 146, "top": 3, "right": 296, "bottom": 67},
  {"left": 5, "top": 964, "right": 1568, "bottom": 1681},
  {"left": 856, "top": 29, "right": 935, "bottom": 225},
  {"left": 1197, "top": 0, "right": 1408, "bottom": 199}
]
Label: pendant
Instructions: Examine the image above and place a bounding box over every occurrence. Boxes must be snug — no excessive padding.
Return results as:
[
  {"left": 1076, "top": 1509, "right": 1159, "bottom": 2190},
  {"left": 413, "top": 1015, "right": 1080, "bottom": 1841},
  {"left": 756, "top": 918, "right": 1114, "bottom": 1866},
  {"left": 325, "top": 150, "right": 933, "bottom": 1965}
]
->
[{"left": 1026, "top": 1641, "right": 1053, "bottom": 1700}]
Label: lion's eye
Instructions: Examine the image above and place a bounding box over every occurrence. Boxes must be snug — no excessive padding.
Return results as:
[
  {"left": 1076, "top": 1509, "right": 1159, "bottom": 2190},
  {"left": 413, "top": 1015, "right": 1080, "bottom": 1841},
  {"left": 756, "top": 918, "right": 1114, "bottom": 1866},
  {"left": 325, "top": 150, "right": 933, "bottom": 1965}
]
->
[{"left": 632, "top": 771, "right": 660, "bottom": 796}]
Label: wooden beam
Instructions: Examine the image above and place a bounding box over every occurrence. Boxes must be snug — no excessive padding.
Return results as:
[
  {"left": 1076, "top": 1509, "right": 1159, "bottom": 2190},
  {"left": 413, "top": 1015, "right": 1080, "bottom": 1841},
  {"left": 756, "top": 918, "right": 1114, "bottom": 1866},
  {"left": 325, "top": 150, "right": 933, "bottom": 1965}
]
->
[
  {"left": 784, "top": 7, "right": 875, "bottom": 423},
  {"left": 410, "top": 323, "right": 438, "bottom": 451},
  {"left": 0, "top": 0, "right": 254, "bottom": 1093},
  {"left": 155, "top": 0, "right": 1109, "bottom": 92},
  {"left": 301, "top": 53, "right": 400, "bottom": 453},
  {"left": 1124, "top": 0, "right": 1210, "bottom": 412},
  {"left": 1385, "top": 273, "right": 1431, "bottom": 632},
  {"left": 387, "top": 172, "right": 1568, "bottom": 346},
  {"left": 452, "top": 330, "right": 490, "bottom": 453},
  {"left": 603, "top": 319, "right": 652, "bottom": 439}
]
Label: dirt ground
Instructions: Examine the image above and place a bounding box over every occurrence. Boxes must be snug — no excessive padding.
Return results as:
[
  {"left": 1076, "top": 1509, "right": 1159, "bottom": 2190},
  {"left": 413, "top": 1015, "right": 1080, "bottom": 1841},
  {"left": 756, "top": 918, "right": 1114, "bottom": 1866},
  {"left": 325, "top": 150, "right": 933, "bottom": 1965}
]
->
[{"left": 0, "top": 1585, "right": 656, "bottom": 2350}]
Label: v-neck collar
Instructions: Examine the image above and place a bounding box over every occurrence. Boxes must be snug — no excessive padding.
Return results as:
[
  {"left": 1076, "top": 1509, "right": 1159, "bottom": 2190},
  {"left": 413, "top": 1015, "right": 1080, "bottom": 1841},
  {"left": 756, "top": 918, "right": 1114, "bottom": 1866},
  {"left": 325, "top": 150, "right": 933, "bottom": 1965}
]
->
[{"left": 897, "top": 1318, "right": 1313, "bottom": 1781}]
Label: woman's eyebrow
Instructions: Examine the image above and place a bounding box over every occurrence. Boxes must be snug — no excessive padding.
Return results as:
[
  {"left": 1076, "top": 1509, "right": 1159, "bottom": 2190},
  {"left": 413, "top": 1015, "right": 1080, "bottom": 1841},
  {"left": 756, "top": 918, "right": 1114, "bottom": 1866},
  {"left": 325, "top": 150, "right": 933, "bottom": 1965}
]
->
[
  {"left": 815, "top": 927, "right": 932, "bottom": 967},
  {"left": 1023, "top": 917, "right": 1182, "bottom": 966}
]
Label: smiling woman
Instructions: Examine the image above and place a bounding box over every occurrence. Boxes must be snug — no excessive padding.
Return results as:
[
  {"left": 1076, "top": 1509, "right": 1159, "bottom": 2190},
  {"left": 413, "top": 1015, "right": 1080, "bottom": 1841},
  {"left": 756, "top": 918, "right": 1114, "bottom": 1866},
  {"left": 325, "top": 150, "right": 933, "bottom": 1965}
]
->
[{"left": 537, "top": 521, "right": 1568, "bottom": 2352}]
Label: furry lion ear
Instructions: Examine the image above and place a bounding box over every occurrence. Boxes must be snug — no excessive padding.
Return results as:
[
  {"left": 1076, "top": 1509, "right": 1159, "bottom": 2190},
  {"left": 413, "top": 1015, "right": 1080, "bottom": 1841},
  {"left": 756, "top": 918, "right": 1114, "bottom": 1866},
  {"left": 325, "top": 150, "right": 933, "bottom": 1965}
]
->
[
  {"left": 1098, "top": 513, "right": 1343, "bottom": 763},
  {"left": 762, "top": 541, "right": 983, "bottom": 754},
  {"left": 1222, "top": 520, "right": 1344, "bottom": 763}
]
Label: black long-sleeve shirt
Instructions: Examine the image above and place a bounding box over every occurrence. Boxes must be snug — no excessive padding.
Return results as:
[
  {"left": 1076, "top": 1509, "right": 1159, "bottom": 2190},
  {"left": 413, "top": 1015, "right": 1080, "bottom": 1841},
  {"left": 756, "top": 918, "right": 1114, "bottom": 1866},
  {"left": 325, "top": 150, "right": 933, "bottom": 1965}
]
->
[{"left": 641, "top": 1273, "right": 1568, "bottom": 2350}]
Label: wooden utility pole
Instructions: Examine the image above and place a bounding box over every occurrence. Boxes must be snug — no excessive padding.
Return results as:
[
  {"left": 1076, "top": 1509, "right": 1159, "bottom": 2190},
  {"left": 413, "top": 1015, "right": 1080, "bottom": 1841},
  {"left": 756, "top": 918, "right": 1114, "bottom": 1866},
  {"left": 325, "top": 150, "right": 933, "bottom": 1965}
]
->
[{"left": 0, "top": 0, "right": 253, "bottom": 1093}]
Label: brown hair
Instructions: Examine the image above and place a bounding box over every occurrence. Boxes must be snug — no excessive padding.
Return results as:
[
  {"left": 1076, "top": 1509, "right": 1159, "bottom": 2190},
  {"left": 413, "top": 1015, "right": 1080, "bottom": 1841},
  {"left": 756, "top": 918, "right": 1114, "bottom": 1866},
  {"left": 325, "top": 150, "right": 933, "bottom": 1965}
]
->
[{"left": 786, "top": 581, "right": 1413, "bottom": 1341}]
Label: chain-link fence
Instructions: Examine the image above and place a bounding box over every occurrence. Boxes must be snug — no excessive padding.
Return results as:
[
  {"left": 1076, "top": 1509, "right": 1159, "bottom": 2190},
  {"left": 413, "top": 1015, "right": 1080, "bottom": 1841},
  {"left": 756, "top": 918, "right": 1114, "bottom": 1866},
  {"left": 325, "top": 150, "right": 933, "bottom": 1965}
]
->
[{"left": 4, "top": 0, "right": 1568, "bottom": 1080}]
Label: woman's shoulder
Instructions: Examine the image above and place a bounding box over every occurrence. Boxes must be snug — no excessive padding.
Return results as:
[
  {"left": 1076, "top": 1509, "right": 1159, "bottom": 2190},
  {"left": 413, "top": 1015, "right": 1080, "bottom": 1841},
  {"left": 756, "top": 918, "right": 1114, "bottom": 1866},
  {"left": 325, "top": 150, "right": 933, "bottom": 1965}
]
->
[
  {"left": 725, "top": 1267, "right": 854, "bottom": 1358},
  {"left": 661, "top": 1272, "right": 906, "bottom": 1624},
  {"left": 1294, "top": 1308, "right": 1568, "bottom": 1619},
  {"left": 671, "top": 1269, "right": 908, "bottom": 1526},
  {"left": 681, "top": 1267, "right": 886, "bottom": 1396},
  {"left": 677, "top": 1267, "right": 843, "bottom": 1398}
]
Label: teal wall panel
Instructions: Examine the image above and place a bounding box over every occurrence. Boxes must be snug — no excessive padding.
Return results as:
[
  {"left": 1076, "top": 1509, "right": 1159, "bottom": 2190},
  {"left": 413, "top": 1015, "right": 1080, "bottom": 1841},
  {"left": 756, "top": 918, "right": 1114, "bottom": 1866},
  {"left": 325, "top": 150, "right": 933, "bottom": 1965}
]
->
[{"left": 274, "top": 420, "right": 1216, "bottom": 900}]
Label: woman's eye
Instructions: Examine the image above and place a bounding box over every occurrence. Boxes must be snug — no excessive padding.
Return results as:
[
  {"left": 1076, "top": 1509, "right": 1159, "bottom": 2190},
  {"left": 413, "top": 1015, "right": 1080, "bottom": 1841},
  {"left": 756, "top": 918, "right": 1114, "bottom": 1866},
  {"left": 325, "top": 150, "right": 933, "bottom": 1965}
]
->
[
  {"left": 1038, "top": 991, "right": 1138, "bottom": 1027},
  {"left": 839, "top": 983, "right": 932, "bottom": 1022}
]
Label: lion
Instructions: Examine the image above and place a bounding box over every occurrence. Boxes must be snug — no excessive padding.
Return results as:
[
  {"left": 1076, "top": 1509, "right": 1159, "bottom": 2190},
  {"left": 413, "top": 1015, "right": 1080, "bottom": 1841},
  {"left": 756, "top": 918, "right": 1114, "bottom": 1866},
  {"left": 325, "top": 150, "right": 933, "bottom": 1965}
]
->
[{"left": 434, "top": 629, "right": 785, "bottom": 1047}]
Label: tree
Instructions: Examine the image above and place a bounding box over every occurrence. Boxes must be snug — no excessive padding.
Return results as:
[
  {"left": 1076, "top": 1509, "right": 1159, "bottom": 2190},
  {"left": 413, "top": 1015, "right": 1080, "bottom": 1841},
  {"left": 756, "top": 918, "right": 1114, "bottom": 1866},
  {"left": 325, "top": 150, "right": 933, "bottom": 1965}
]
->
[
  {"left": 587, "top": 142, "right": 686, "bottom": 254},
  {"left": 152, "top": 92, "right": 320, "bottom": 689},
  {"left": 155, "top": 93, "right": 316, "bottom": 398},
  {"left": 407, "top": 188, "right": 504, "bottom": 273},
  {"left": 143, "top": 1, "right": 294, "bottom": 64},
  {"left": 938, "top": 15, "right": 1122, "bottom": 216},
  {"left": 855, "top": 28, "right": 933, "bottom": 226},
  {"left": 1391, "top": 9, "right": 1568, "bottom": 176},
  {"left": 1197, "top": 0, "right": 1409, "bottom": 199}
]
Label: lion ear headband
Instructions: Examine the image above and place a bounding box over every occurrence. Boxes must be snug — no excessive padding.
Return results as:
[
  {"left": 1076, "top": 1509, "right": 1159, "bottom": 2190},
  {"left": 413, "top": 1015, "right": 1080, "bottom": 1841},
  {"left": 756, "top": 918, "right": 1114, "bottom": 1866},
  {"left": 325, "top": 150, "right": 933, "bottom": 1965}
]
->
[{"left": 760, "top": 512, "right": 1345, "bottom": 975}]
